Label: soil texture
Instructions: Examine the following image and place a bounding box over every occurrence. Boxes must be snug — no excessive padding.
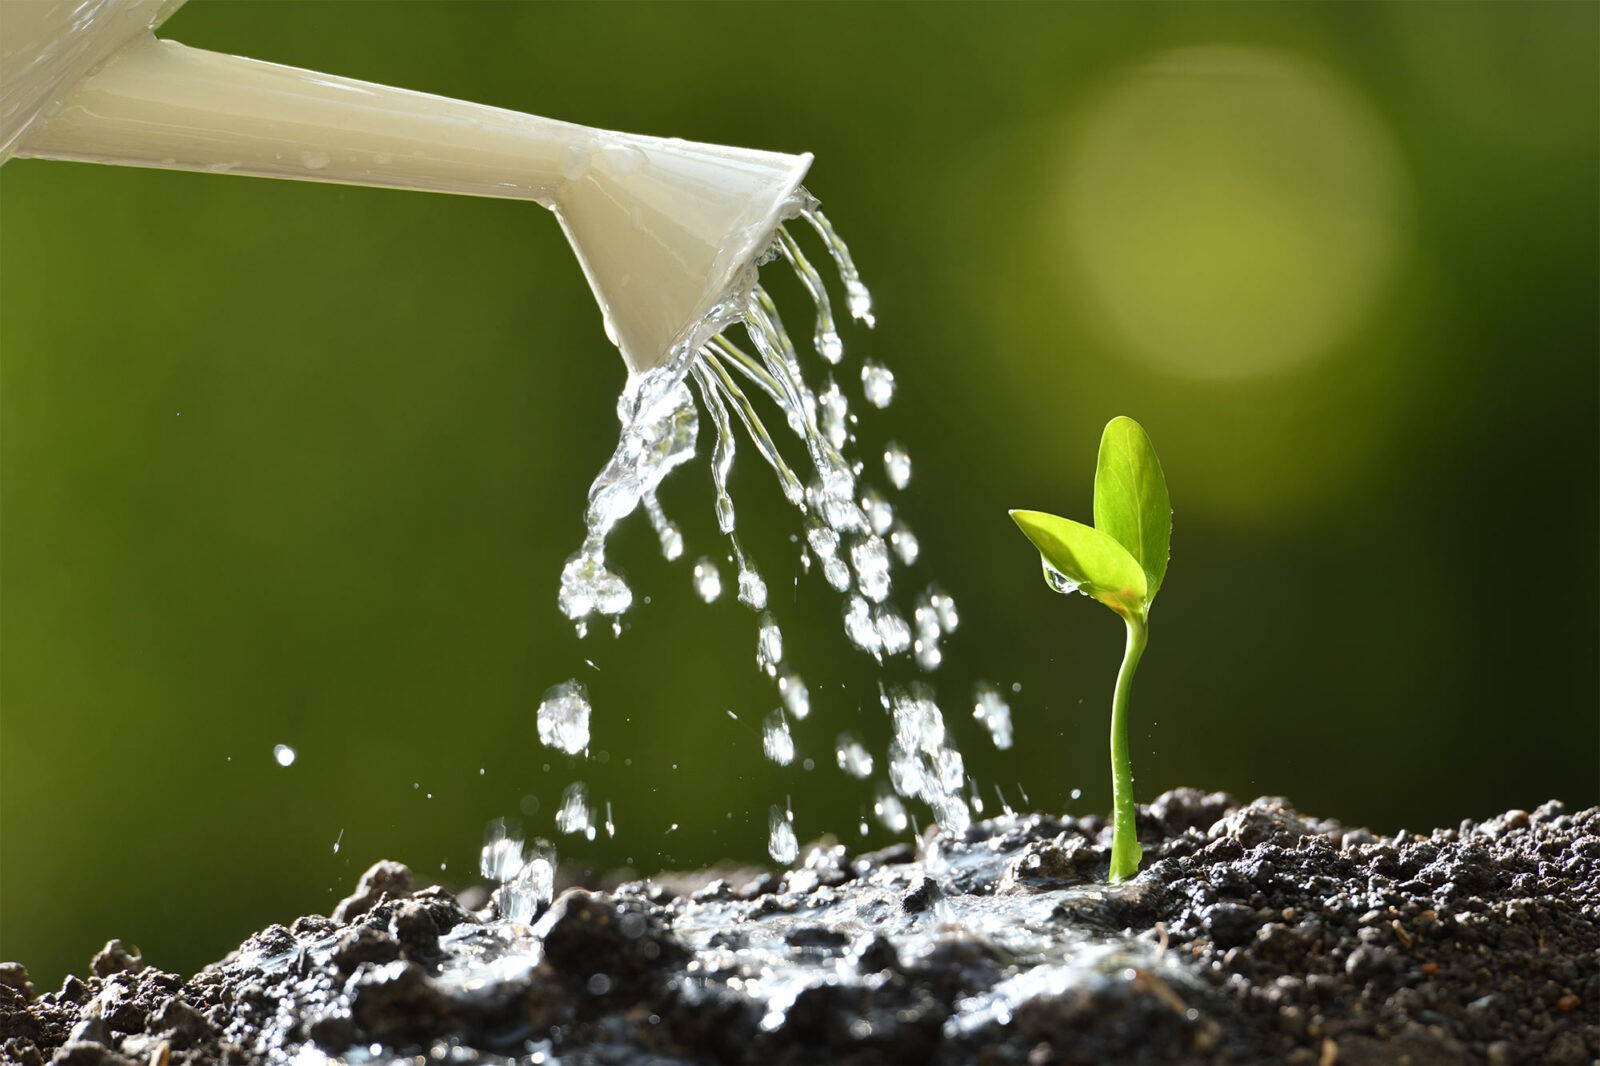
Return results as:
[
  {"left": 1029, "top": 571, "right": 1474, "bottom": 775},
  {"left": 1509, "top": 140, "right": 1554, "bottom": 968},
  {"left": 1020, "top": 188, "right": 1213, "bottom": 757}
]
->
[{"left": 4, "top": 790, "right": 1596, "bottom": 1064}]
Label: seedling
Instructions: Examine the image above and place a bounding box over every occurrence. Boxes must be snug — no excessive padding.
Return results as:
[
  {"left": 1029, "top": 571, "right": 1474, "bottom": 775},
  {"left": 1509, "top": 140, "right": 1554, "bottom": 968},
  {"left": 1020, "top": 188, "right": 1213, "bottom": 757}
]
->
[{"left": 1010, "top": 416, "right": 1171, "bottom": 883}]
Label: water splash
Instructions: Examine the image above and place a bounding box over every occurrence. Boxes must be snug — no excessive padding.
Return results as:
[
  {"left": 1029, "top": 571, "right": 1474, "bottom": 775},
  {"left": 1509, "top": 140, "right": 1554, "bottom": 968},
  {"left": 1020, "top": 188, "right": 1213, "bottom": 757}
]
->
[
  {"left": 503, "top": 842, "right": 556, "bottom": 924},
  {"left": 884, "top": 683, "right": 971, "bottom": 834},
  {"left": 480, "top": 820, "right": 556, "bottom": 924},
  {"left": 479, "top": 818, "right": 524, "bottom": 882}
]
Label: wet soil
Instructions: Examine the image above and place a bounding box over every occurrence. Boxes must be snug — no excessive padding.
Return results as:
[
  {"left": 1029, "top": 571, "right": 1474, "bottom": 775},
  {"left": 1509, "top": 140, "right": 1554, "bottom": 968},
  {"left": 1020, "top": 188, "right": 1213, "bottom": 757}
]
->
[{"left": 4, "top": 790, "right": 1596, "bottom": 1064}]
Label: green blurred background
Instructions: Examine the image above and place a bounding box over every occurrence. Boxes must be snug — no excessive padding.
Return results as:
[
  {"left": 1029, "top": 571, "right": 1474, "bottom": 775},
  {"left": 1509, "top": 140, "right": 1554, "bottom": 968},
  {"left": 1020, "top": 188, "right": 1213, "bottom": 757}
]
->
[{"left": 3, "top": 2, "right": 1595, "bottom": 988}]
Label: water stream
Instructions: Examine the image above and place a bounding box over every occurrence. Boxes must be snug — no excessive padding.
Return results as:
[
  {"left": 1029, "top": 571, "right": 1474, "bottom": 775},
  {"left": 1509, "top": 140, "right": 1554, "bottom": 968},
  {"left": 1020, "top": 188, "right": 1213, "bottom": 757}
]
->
[{"left": 523, "top": 191, "right": 980, "bottom": 873}]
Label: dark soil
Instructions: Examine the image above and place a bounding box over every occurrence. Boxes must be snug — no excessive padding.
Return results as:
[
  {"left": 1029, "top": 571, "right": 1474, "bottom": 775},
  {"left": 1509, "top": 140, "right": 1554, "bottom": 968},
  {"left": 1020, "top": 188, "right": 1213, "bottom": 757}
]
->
[{"left": 4, "top": 791, "right": 1596, "bottom": 1064}]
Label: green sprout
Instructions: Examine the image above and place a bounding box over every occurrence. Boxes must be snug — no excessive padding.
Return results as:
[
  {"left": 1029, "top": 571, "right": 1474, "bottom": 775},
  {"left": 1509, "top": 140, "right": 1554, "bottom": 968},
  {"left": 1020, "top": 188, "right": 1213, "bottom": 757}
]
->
[{"left": 1010, "top": 416, "right": 1171, "bottom": 883}]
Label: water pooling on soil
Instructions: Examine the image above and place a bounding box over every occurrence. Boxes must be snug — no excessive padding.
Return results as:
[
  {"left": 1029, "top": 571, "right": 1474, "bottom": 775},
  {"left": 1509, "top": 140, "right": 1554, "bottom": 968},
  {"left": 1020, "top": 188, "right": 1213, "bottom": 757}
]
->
[{"left": 528, "top": 190, "right": 984, "bottom": 875}]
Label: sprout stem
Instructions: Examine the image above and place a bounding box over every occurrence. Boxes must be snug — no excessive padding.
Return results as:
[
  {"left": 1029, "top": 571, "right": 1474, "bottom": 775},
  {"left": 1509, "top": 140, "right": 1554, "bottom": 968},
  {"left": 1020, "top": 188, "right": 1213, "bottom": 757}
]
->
[{"left": 1109, "top": 615, "right": 1147, "bottom": 882}]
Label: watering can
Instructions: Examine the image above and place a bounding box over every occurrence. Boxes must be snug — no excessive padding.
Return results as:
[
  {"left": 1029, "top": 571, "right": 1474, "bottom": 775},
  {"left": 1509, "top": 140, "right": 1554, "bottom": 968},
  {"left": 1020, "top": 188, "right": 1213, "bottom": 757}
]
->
[{"left": 0, "top": 0, "right": 813, "bottom": 373}]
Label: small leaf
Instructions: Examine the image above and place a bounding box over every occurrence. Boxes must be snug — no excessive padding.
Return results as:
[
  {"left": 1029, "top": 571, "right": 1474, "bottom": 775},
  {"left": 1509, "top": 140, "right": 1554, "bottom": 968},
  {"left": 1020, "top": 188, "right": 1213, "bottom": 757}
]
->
[
  {"left": 1010, "top": 509, "right": 1147, "bottom": 620},
  {"left": 1093, "top": 417, "right": 1172, "bottom": 604}
]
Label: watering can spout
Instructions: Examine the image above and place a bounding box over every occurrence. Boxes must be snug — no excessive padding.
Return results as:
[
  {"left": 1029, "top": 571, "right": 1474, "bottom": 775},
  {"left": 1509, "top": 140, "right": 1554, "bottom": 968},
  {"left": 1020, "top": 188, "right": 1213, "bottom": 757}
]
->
[{"left": 0, "top": 1, "right": 811, "bottom": 373}]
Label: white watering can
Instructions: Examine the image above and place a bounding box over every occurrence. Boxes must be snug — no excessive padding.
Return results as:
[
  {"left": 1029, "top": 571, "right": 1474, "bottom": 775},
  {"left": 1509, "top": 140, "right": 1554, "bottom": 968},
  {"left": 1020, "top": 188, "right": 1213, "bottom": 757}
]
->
[{"left": 0, "top": 0, "right": 813, "bottom": 373}]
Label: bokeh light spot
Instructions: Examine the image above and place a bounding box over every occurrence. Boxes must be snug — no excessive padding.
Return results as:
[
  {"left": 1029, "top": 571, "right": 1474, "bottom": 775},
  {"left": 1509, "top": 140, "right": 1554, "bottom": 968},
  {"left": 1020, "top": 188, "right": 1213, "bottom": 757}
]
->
[{"left": 1058, "top": 46, "right": 1409, "bottom": 380}]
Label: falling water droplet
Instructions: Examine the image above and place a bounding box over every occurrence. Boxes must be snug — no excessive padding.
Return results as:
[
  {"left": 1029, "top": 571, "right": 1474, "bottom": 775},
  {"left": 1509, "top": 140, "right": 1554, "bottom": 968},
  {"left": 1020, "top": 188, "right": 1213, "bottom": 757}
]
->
[
  {"left": 560, "top": 550, "right": 632, "bottom": 622},
  {"left": 822, "top": 555, "right": 852, "bottom": 592},
  {"left": 503, "top": 840, "right": 556, "bottom": 924},
  {"left": 883, "top": 443, "right": 911, "bottom": 490},
  {"left": 692, "top": 556, "right": 723, "bottom": 602},
  {"left": 843, "top": 595, "right": 882, "bottom": 656},
  {"left": 738, "top": 561, "right": 768, "bottom": 610},
  {"left": 659, "top": 524, "right": 684, "bottom": 560},
  {"left": 762, "top": 709, "right": 795, "bottom": 766},
  {"left": 778, "top": 671, "right": 810, "bottom": 720},
  {"left": 756, "top": 613, "right": 784, "bottom": 676},
  {"left": 851, "top": 536, "right": 892, "bottom": 603},
  {"left": 874, "top": 604, "right": 912, "bottom": 656},
  {"left": 861, "top": 361, "right": 896, "bottom": 408},
  {"left": 929, "top": 586, "right": 960, "bottom": 631},
  {"left": 973, "top": 681, "right": 1014, "bottom": 750},
  {"left": 835, "top": 733, "right": 874, "bottom": 778},
  {"left": 890, "top": 522, "right": 920, "bottom": 566},
  {"left": 860, "top": 488, "right": 894, "bottom": 536},
  {"left": 818, "top": 379, "right": 849, "bottom": 450},
  {"left": 768, "top": 805, "right": 798, "bottom": 864},
  {"left": 643, "top": 492, "right": 684, "bottom": 561},
  {"left": 555, "top": 782, "right": 595, "bottom": 841},
  {"left": 480, "top": 818, "right": 525, "bottom": 882},
  {"left": 884, "top": 684, "right": 970, "bottom": 834},
  {"left": 873, "top": 784, "right": 909, "bottom": 833},
  {"left": 536, "top": 680, "right": 592, "bottom": 756}
]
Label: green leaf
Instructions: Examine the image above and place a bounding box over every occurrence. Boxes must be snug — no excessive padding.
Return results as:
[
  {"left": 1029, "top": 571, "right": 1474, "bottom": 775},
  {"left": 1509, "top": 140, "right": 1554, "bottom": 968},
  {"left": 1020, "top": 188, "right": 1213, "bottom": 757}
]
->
[
  {"left": 1009, "top": 509, "right": 1148, "bottom": 621},
  {"left": 1093, "top": 416, "right": 1172, "bottom": 604}
]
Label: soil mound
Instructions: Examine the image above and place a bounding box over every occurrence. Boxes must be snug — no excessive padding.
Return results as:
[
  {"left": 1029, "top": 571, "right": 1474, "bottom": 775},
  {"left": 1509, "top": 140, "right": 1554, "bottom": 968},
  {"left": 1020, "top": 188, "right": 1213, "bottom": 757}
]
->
[{"left": 5, "top": 791, "right": 1595, "bottom": 1064}]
